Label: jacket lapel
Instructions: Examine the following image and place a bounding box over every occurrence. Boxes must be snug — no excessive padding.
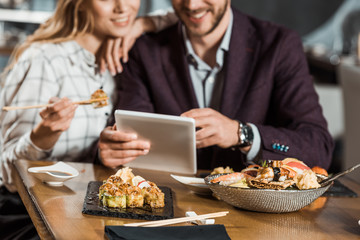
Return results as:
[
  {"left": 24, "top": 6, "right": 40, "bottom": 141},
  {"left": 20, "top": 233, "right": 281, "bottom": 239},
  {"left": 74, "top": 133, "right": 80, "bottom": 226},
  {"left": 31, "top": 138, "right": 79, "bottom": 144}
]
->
[
  {"left": 160, "top": 23, "right": 199, "bottom": 113},
  {"left": 221, "top": 11, "right": 261, "bottom": 118}
]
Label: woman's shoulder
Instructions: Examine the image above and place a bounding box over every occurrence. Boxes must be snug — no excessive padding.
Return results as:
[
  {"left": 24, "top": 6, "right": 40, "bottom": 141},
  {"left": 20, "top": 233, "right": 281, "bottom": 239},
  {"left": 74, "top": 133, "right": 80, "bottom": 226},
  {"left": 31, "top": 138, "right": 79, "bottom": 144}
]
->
[
  {"left": 19, "top": 41, "right": 75, "bottom": 63},
  {"left": 3, "top": 41, "right": 76, "bottom": 84}
]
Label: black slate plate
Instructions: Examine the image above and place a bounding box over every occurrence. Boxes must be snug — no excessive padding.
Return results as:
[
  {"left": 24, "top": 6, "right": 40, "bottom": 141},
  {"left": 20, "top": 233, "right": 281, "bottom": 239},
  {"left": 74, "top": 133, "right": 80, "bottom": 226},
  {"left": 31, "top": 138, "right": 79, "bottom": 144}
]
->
[
  {"left": 82, "top": 181, "right": 174, "bottom": 220},
  {"left": 322, "top": 180, "right": 358, "bottom": 197}
]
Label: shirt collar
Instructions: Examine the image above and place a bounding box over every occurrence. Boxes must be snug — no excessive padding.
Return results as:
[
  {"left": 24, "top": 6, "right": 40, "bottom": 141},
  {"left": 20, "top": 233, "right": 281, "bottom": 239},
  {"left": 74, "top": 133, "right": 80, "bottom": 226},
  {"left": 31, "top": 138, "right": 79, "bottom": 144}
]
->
[
  {"left": 64, "top": 41, "right": 97, "bottom": 68},
  {"left": 183, "top": 10, "right": 233, "bottom": 70}
]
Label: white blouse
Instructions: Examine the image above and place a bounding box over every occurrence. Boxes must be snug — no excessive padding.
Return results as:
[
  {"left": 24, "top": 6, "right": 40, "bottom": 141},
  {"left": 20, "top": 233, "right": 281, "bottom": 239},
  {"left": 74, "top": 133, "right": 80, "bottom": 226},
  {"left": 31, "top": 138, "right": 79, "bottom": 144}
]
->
[{"left": 0, "top": 41, "right": 116, "bottom": 191}]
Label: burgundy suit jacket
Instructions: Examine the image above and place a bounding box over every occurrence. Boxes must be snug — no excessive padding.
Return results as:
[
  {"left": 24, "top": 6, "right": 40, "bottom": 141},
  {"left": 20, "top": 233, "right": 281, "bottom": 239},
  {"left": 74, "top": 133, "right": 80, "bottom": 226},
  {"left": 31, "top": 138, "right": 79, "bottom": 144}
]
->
[{"left": 116, "top": 9, "right": 334, "bottom": 171}]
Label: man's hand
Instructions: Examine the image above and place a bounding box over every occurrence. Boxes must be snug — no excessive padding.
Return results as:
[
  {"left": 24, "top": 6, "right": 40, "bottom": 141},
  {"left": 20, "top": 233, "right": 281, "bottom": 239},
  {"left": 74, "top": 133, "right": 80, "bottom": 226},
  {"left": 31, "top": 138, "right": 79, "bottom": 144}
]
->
[
  {"left": 181, "top": 108, "right": 239, "bottom": 149},
  {"left": 99, "top": 125, "right": 151, "bottom": 168},
  {"left": 31, "top": 97, "right": 77, "bottom": 150}
]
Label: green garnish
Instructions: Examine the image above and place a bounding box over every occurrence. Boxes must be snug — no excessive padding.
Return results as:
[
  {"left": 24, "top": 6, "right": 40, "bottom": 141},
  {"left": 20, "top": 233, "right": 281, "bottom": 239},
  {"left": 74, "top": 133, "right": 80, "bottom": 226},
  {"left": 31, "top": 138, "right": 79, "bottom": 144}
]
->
[{"left": 260, "top": 160, "right": 268, "bottom": 167}]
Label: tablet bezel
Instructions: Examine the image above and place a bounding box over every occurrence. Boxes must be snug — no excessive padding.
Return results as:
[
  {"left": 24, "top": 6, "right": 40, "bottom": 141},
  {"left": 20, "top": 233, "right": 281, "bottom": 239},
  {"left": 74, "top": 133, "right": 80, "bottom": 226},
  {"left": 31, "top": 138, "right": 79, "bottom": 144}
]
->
[{"left": 114, "top": 110, "right": 197, "bottom": 174}]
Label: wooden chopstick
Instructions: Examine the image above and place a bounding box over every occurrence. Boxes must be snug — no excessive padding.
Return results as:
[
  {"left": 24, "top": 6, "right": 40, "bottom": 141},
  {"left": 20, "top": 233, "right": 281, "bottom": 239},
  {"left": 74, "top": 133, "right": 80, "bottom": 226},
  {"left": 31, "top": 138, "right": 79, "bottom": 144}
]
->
[
  {"left": 2, "top": 97, "right": 108, "bottom": 111},
  {"left": 74, "top": 97, "right": 108, "bottom": 105},
  {"left": 123, "top": 211, "right": 229, "bottom": 227}
]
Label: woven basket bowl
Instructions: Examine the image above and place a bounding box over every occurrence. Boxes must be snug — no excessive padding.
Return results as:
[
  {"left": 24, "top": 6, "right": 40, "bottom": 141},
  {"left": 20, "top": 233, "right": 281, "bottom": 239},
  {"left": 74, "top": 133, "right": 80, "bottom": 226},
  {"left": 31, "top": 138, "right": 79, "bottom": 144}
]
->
[{"left": 205, "top": 174, "right": 332, "bottom": 213}]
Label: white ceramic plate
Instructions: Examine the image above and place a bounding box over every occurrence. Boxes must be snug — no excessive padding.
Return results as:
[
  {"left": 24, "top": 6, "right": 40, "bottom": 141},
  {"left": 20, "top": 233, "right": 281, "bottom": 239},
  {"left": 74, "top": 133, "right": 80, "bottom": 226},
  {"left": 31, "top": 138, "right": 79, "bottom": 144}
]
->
[
  {"left": 170, "top": 174, "right": 212, "bottom": 195},
  {"left": 28, "top": 162, "right": 79, "bottom": 186}
]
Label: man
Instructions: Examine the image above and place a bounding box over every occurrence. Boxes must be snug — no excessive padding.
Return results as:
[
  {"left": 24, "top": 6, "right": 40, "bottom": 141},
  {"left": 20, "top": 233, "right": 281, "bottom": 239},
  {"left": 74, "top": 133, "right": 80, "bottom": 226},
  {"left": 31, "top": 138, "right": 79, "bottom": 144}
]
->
[{"left": 99, "top": 0, "right": 334, "bottom": 171}]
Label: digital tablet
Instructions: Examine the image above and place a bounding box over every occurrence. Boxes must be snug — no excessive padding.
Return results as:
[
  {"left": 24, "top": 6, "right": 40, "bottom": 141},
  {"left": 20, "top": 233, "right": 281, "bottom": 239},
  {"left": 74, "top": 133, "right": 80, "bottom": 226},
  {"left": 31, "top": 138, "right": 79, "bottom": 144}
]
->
[{"left": 114, "top": 110, "right": 197, "bottom": 174}]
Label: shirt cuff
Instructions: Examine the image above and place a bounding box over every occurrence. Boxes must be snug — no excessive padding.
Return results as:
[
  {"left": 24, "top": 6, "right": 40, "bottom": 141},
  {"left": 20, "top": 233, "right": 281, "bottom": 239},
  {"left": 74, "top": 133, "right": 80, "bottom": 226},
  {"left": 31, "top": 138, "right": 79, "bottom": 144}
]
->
[
  {"left": 20, "top": 132, "right": 53, "bottom": 160},
  {"left": 245, "top": 123, "right": 261, "bottom": 163},
  {"left": 0, "top": 133, "right": 53, "bottom": 190}
]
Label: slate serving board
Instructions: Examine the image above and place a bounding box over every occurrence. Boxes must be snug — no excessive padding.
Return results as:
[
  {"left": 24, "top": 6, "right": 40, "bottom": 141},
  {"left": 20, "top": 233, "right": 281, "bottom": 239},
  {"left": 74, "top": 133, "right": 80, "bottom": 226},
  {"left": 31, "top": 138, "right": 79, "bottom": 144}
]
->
[
  {"left": 322, "top": 180, "right": 358, "bottom": 197},
  {"left": 82, "top": 181, "right": 174, "bottom": 220}
]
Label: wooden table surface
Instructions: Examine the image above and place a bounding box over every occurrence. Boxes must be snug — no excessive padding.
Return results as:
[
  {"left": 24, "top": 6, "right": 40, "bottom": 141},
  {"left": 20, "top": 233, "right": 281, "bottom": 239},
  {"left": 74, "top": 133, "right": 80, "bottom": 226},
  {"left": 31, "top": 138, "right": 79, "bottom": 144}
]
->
[{"left": 13, "top": 159, "right": 360, "bottom": 240}]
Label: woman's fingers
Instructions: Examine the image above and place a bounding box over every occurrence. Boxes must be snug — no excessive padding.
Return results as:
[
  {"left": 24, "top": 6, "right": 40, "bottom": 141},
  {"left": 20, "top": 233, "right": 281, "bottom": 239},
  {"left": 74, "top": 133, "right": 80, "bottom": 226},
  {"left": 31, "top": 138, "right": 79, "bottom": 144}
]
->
[
  {"left": 40, "top": 97, "right": 70, "bottom": 119},
  {"left": 112, "top": 38, "right": 123, "bottom": 73},
  {"left": 105, "top": 39, "right": 116, "bottom": 76},
  {"left": 39, "top": 97, "right": 78, "bottom": 132},
  {"left": 99, "top": 127, "right": 151, "bottom": 168},
  {"left": 121, "top": 37, "right": 136, "bottom": 64}
]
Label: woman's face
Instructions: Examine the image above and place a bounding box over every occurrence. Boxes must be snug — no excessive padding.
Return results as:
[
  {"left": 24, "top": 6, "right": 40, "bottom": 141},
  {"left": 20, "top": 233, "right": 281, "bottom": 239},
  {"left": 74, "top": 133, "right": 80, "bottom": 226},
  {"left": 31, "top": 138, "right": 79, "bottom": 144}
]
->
[{"left": 87, "top": 0, "right": 140, "bottom": 39}]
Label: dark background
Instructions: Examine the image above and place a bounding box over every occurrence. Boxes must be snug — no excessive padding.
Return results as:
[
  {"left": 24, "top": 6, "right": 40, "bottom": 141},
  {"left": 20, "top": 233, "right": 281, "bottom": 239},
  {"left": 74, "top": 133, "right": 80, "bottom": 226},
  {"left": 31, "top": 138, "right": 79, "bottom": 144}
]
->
[{"left": 231, "top": 0, "right": 344, "bottom": 36}]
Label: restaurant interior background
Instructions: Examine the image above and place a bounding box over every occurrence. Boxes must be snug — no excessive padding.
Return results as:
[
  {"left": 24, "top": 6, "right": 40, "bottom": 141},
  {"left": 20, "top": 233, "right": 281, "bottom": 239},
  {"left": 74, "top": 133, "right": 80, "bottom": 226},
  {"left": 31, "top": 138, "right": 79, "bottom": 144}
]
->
[{"left": 0, "top": 0, "right": 359, "bottom": 183}]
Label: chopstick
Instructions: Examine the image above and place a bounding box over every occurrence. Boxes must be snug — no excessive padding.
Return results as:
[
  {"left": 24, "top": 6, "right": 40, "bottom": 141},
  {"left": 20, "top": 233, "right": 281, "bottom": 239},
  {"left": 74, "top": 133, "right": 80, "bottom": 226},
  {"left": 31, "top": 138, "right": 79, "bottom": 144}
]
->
[
  {"left": 2, "top": 97, "right": 108, "bottom": 111},
  {"left": 124, "top": 211, "right": 229, "bottom": 227}
]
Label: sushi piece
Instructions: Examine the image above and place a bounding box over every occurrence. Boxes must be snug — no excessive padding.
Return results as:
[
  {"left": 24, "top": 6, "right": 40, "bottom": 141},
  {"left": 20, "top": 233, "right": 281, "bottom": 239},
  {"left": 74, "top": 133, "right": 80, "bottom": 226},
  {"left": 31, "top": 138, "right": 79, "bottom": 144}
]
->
[
  {"left": 101, "top": 186, "right": 127, "bottom": 208},
  {"left": 99, "top": 182, "right": 116, "bottom": 201},
  {"left": 142, "top": 182, "right": 165, "bottom": 208},
  {"left": 106, "top": 175, "right": 125, "bottom": 187},
  {"left": 99, "top": 182, "right": 127, "bottom": 208},
  {"left": 101, "top": 193, "right": 126, "bottom": 208},
  {"left": 125, "top": 186, "right": 144, "bottom": 208}
]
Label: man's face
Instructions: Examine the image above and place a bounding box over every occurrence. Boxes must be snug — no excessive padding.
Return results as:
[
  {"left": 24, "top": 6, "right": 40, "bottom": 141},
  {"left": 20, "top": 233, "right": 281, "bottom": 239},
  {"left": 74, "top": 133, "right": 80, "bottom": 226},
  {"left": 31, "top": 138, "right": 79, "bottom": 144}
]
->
[{"left": 172, "top": 0, "right": 230, "bottom": 37}]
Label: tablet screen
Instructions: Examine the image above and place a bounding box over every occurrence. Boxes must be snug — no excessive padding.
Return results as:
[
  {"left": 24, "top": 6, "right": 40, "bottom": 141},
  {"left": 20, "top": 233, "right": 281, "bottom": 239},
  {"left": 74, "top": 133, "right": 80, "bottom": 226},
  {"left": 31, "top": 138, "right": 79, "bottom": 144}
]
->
[{"left": 114, "top": 110, "right": 197, "bottom": 174}]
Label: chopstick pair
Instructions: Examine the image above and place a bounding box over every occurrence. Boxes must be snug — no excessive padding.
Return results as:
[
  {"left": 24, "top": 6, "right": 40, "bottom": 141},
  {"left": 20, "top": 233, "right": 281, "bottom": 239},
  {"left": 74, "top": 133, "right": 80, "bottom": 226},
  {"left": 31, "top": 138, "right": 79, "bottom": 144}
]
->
[
  {"left": 124, "top": 211, "right": 229, "bottom": 227},
  {"left": 2, "top": 97, "right": 108, "bottom": 111}
]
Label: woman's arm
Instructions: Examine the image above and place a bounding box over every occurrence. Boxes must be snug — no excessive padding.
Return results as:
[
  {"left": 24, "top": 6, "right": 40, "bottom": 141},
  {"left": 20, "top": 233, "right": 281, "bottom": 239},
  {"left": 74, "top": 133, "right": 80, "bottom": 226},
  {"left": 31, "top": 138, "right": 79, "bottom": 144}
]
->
[
  {"left": 0, "top": 48, "right": 76, "bottom": 188},
  {"left": 30, "top": 97, "right": 77, "bottom": 150},
  {"left": 99, "top": 8, "right": 178, "bottom": 75}
]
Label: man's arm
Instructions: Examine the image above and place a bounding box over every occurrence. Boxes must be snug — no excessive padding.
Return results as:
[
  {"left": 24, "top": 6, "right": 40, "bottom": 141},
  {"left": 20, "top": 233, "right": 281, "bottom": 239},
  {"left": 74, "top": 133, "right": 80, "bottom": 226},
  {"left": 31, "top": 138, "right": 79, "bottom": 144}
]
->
[{"left": 255, "top": 30, "right": 334, "bottom": 169}]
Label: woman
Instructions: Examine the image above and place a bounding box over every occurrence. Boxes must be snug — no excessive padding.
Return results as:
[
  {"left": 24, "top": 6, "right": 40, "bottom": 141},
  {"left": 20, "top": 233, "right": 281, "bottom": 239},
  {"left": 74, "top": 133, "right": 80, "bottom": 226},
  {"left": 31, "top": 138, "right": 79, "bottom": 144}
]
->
[
  {"left": 0, "top": 0, "right": 149, "bottom": 191},
  {"left": 0, "top": 0, "right": 172, "bottom": 238}
]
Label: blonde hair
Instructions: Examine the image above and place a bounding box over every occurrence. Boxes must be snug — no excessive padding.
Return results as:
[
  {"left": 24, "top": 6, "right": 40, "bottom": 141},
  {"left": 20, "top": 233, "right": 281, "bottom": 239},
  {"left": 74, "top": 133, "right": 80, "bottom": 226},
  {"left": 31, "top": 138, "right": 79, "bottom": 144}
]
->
[{"left": 3, "top": 0, "right": 94, "bottom": 74}]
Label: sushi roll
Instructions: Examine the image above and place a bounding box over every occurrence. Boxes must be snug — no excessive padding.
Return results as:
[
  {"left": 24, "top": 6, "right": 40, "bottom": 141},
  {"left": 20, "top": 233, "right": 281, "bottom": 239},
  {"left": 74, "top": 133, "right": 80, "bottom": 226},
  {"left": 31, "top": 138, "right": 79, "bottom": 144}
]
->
[
  {"left": 99, "top": 181, "right": 127, "bottom": 208},
  {"left": 142, "top": 182, "right": 165, "bottom": 208},
  {"left": 99, "top": 168, "right": 165, "bottom": 209},
  {"left": 101, "top": 187, "right": 127, "bottom": 208},
  {"left": 126, "top": 186, "right": 144, "bottom": 208}
]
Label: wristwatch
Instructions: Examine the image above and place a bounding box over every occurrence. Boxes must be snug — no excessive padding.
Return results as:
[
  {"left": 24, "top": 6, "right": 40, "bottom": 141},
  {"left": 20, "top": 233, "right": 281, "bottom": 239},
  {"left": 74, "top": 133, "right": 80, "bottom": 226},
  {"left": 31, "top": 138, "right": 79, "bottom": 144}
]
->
[{"left": 236, "top": 121, "right": 254, "bottom": 148}]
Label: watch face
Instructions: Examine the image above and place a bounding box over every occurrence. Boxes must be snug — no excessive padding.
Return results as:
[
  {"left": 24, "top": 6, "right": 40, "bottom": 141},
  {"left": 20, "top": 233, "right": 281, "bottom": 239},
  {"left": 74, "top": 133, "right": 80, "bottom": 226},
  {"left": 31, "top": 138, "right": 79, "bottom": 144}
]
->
[{"left": 240, "top": 124, "right": 253, "bottom": 147}]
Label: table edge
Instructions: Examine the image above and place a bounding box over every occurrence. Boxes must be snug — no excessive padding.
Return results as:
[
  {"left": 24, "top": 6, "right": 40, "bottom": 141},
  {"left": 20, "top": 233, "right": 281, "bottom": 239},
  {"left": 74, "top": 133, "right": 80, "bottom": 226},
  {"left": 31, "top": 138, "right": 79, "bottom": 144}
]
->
[{"left": 12, "top": 160, "right": 55, "bottom": 240}]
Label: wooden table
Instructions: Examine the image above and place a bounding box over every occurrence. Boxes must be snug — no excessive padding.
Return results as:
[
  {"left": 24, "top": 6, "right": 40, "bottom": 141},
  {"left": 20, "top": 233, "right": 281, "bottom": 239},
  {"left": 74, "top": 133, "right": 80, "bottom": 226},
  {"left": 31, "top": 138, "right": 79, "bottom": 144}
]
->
[{"left": 13, "top": 159, "right": 360, "bottom": 240}]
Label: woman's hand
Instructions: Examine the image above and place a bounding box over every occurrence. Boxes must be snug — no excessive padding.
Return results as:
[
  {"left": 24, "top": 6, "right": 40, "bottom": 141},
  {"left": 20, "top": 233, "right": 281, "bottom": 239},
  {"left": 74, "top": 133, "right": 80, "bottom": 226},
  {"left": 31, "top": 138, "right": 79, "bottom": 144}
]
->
[
  {"left": 98, "top": 16, "right": 156, "bottom": 75},
  {"left": 30, "top": 97, "right": 77, "bottom": 150},
  {"left": 98, "top": 125, "right": 151, "bottom": 168}
]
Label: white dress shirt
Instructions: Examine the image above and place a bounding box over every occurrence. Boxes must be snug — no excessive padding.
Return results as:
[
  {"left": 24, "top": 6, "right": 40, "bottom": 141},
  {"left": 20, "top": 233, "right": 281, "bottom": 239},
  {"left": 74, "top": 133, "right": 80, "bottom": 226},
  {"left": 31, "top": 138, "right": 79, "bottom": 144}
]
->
[{"left": 182, "top": 11, "right": 261, "bottom": 163}]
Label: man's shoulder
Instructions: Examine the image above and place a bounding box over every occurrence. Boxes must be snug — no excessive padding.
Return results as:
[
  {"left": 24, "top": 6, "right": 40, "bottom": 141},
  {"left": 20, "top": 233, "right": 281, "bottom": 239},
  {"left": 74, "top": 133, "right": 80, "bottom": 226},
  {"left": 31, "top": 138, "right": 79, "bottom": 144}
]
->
[{"left": 136, "top": 23, "right": 180, "bottom": 48}]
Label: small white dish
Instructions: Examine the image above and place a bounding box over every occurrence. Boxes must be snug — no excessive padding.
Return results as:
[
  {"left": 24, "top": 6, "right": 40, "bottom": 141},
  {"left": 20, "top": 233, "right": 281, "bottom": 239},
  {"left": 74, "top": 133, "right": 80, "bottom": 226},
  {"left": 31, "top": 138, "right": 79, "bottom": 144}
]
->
[
  {"left": 170, "top": 174, "right": 211, "bottom": 195},
  {"left": 28, "top": 162, "right": 79, "bottom": 186}
]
